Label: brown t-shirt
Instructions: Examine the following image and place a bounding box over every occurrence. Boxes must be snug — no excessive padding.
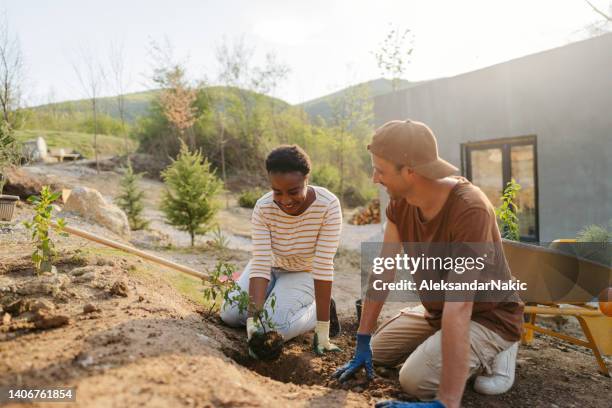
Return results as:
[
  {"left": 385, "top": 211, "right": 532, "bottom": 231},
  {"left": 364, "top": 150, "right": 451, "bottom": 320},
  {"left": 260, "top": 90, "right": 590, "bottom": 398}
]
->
[{"left": 386, "top": 177, "right": 524, "bottom": 342}]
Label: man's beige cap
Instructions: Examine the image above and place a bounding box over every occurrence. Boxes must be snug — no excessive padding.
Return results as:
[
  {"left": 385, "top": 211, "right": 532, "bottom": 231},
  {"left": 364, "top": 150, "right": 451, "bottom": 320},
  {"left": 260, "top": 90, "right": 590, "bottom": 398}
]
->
[{"left": 367, "top": 119, "right": 458, "bottom": 179}]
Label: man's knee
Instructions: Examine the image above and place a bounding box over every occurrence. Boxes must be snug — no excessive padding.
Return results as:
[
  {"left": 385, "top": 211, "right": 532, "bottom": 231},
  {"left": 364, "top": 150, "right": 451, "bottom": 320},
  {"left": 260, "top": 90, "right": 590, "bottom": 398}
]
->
[
  {"left": 371, "top": 332, "right": 404, "bottom": 367},
  {"left": 398, "top": 362, "right": 438, "bottom": 400}
]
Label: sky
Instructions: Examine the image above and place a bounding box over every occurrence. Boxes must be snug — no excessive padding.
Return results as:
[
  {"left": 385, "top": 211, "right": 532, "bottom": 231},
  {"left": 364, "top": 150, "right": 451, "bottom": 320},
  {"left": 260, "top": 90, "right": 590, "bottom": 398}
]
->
[{"left": 2, "top": 0, "right": 610, "bottom": 106}]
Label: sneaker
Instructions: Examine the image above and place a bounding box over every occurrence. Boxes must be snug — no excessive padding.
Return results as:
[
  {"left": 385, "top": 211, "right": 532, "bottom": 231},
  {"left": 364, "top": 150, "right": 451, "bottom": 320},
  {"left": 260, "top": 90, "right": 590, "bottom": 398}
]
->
[
  {"left": 473, "top": 342, "right": 519, "bottom": 395},
  {"left": 329, "top": 298, "right": 341, "bottom": 338}
]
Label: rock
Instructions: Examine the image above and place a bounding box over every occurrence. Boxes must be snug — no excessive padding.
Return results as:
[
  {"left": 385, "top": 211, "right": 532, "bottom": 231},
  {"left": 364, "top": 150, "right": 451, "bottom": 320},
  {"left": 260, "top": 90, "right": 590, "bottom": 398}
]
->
[
  {"left": 70, "top": 266, "right": 96, "bottom": 277},
  {"left": 130, "top": 229, "right": 172, "bottom": 249},
  {"left": 83, "top": 303, "right": 100, "bottom": 314},
  {"left": 73, "top": 271, "right": 97, "bottom": 284},
  {"left": 28, "top": 299, "right": 55, "bottom": 313},
  {"left": 2, "top": 313, "right": 10, "bottom": 325},
  {"left": 5, "top": 298, "right": 54, "bottom": 315},
  {"left": 110, "top": 280, "right": 129, "bottom": 297},
  {"left": 32, "top": 310, "right": 70, "bottom": 329},
  {"left": 73, "top": 352, "right": 94, "bottom": 368},
  {"left": 63, "top": 186, "right": 130, "bottom": 239},
  {"left": 16, "top": 274, "right": 71, "bottom": 296},
  {"left": 2, "top": 167, "right": 64, "bottom": 200}
]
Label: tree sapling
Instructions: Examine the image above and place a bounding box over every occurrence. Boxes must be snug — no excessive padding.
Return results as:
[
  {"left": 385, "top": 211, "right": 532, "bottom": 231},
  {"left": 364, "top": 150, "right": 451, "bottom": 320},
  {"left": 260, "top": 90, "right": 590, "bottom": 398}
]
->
[{"left": 203, "top": 261, "right": 284, "bottom": 360}]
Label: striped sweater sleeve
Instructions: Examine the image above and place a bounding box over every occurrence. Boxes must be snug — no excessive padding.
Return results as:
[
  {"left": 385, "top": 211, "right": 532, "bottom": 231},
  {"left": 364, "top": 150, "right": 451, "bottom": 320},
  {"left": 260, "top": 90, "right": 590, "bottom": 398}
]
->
[
  {"left": 312, "top": 198, "right": 342, "bottom": 281},
  {"left": 250, "top": 202, "right": 272, "bottom": 280}
]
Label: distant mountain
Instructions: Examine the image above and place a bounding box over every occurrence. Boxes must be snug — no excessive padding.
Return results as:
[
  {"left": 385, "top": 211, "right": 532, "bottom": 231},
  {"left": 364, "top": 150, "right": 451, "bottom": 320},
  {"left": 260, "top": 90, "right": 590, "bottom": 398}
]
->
[
  {"left": 31, "top": 90, "right": 158, "bottom": 123},
  {"left": 298, "top": 78, "right": 419, "bottom": 123},
  {"left": 27, "top": 87, "right": 290, "bottom": 124},
  {"left": 27, "top": 78, "right": 419, "bottom": 125}
]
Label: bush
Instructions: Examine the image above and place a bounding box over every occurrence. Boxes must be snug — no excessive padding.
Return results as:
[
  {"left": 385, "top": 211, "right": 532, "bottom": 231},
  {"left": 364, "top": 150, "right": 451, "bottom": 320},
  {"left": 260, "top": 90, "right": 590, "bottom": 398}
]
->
[
  {"left": 495, "top": 179, "right": 521, "bottom": 241},
  {"left": 311, "top": 164, "right": 341, "bottom": 195},
  {"left": 0, "top": 121, "right": 20, "bottom": 194},
  {"left": 238, "top": 188, "right": 263, "bottom": 208},
  {"left": 577, "top": 223, "right": 611, "bottom": 243}
]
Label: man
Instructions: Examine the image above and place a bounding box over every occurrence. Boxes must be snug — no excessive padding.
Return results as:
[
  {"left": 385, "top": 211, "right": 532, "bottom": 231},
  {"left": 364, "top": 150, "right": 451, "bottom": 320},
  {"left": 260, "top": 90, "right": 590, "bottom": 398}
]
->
[{"left": 334, "top": 120, "right": 524, "bottom": 408}]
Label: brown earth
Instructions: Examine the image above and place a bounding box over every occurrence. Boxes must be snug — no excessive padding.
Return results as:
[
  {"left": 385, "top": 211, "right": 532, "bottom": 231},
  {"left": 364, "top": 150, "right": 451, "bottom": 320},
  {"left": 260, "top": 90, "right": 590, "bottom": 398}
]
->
[
  {"left": 1, "top": 168, "right": 610, "bottom": 407},
  {"left": 1, "top": 229, "right": 610, "bottom": 407}
]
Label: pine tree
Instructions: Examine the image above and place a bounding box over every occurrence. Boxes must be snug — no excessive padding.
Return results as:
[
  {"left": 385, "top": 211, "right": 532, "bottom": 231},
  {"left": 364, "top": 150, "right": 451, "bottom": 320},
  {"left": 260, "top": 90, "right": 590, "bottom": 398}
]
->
[
  {"left": 115, "top": 161, "right": 149, "bottom": 230},
  {"left": 160, "top": 140, "right": 222, "bottom": 246}
]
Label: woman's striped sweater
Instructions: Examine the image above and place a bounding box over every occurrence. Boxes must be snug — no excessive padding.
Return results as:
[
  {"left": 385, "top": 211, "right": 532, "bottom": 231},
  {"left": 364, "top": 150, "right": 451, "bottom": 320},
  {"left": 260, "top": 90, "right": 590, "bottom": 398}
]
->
[{"left": 250, "top": 186, "right": 342, "bottom": 282}]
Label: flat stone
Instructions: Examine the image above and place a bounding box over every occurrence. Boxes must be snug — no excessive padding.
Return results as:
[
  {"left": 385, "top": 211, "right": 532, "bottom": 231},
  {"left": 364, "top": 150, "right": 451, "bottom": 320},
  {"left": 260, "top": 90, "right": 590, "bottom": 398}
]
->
[{"left": 83, "top": 303, "right": 100, "bottom": 314}]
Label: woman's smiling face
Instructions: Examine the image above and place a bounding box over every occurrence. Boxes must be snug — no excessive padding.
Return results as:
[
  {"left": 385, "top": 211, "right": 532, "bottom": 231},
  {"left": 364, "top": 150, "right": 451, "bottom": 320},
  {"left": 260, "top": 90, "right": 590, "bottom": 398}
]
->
[{"left": 269, "top": 171, "right": 309, "bottom": 215}]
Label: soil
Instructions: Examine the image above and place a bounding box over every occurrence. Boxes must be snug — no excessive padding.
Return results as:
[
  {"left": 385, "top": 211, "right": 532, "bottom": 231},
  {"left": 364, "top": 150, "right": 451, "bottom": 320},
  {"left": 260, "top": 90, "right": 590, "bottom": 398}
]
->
[
  {"left": 248, "top": 331, "right": 284, "bottom": 361},
  {"left": 1, "top": 163, "right": 610, "bottom": 407},
  {"left": 1, "top": 235, "right": 610, "bottom": 407}
]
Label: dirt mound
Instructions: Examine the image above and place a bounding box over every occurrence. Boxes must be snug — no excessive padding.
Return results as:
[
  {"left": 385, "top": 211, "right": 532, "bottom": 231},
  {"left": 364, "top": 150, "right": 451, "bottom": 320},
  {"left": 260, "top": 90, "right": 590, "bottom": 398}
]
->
[{"left": 0, "top": 251, "right": 369, "bottom": 407}]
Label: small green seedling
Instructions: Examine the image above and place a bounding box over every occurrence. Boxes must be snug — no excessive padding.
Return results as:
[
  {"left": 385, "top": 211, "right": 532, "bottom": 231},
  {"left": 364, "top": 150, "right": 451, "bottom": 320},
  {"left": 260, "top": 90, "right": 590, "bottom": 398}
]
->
[
  {"left": 208, "top": 225, "right": 230, "bottom": 253},
  {"left": 203, "top": 261, "right": 282, "bottom": 360},
  {"left": 23, "top": 186, "right": 67, "bottom": 274}
]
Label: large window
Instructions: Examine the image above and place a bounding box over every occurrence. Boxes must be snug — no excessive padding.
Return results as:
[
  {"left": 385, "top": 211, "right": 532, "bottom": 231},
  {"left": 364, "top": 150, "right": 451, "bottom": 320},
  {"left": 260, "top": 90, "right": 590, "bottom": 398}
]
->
[{"left": 462, "top": 135, "right": 538, "bottom": 241}]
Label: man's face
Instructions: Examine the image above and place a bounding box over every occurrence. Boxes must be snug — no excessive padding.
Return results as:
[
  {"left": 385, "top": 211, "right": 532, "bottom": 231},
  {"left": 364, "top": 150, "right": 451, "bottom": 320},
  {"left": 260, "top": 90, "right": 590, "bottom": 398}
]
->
[
  {"left": 269, "top": 171, "right": 308, "bottom": 215},
  {"left": 370, "top": 154, "right": 412, "bottom": 199}
]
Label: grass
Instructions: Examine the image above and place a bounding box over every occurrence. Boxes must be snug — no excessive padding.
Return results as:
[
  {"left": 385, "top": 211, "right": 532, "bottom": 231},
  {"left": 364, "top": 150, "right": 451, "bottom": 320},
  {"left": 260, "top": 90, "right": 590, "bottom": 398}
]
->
[{"left": 15, "top": 129, "right": 138, "bottom": 159}]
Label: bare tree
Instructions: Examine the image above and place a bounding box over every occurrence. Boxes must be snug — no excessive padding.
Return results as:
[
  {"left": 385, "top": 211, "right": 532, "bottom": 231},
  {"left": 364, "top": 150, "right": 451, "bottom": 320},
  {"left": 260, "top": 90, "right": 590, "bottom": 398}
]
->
[
  {"left": 0, "top": 13, "right": 24, "bottom": 128},
  {"left": 148, "top": 38, "right": 198, "bottom": 149},
  {"left": 585, "top": 0, "right": 612, "bottom": 21},
  {"left": 584, "top": 0, "right": 612, "bottom": 36},
  {"left": 72, "top": 46, "right": 105, "bottom": 173},
  {"left": 374, "top": 25, "right": 413, "bottom": 92},
  {"left": 109, "top": 40, "right": 130, "bottom": 155},
  {"left": 215, "top": 36, "right": 289, "bottom": 172}
]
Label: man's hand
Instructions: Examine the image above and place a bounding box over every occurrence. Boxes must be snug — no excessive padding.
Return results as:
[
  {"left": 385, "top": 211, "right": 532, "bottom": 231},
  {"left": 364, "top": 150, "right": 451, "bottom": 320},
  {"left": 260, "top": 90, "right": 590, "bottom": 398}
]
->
[
  {"left": 313, "top": 321, "right": 341, "bottom": 355},
  {"left": 375, "top": 400, "right": 445, "bottom": 408},
  {"left": 332, "top": 333, "right": 374, "bottom": 382}
]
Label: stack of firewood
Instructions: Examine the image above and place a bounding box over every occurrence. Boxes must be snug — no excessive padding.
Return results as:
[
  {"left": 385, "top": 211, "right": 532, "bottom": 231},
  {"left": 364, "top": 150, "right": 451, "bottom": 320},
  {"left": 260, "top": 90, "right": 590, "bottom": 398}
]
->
[{"left": 349, "top": 199, "right": 380, "bottom": 225}]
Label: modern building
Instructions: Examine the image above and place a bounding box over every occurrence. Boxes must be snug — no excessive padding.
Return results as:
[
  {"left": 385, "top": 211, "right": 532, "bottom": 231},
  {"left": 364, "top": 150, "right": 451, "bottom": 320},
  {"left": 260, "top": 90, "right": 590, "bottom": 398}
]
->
[{"left": 373, "top": 33, "right": 612, "bottom": 242}]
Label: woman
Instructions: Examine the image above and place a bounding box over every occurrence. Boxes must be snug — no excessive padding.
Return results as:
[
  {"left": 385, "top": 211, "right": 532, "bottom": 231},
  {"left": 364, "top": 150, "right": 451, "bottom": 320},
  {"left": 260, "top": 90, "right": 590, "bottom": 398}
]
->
[{"left": 220, "top": 145, "right": 342, "bottom": 355}]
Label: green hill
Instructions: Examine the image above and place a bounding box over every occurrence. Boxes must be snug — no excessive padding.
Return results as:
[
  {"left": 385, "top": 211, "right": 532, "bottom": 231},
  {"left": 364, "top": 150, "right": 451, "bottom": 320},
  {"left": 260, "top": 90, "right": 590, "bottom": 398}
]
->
[
  {"left": 27, "top": 79, "right": 418, "bottom": 126},
  {"left": 30, "top": 90, "right": 157, "bottom": 124},
  {"left": 27, "top": 86, "right": 291, "bottom": 125},
  {"left": 298, "top": 78, "right": 419, "bottom": 122}
]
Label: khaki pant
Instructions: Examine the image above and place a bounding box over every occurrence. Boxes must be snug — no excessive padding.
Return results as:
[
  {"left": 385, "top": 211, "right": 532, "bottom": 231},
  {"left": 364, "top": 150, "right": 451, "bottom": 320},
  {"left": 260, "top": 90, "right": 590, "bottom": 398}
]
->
[{"left": 371, "top": 305, "right": 515, "bottom": 400}]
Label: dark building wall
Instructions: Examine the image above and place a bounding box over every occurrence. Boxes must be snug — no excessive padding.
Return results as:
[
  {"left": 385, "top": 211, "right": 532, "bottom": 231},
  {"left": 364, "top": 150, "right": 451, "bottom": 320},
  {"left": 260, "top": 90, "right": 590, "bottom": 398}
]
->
[{"left": 373, "top": 33, "right": 612, "bottom": 241}]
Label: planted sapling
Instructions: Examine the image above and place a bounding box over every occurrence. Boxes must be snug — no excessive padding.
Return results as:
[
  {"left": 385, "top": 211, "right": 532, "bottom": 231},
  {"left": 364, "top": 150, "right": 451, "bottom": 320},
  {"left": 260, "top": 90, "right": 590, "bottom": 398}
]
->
[
  {"left": 23, "top": 186, "right": 67, "bottom": 274},
  {"left": 203, "top": 261, "right": 284, "bottom": 360}
]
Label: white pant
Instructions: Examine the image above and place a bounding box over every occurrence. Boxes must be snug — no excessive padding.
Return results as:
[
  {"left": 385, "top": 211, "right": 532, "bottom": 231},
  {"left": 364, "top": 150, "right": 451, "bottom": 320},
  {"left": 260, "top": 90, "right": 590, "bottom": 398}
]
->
[{"left": 219, "top": 261, "right": 317, "bottom": 340}]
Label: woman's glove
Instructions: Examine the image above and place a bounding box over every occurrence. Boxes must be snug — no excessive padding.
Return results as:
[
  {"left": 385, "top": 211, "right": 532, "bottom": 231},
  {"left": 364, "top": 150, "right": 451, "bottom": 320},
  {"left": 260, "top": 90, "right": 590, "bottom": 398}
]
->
[
  {"left": 246, "top": 317, "right": 258, "bottom": 341},
  {"left": 313, "top": 321, "right": 342, "bottom": 355}
]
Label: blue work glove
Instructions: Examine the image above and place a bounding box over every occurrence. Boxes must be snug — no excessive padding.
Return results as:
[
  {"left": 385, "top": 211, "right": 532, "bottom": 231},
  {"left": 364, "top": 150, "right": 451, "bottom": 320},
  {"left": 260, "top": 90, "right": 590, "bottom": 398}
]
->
[
  {"left": 375, "top": 400, "right": 445, "bottom": 408},
  {"left": 332, "top": 333, "right": 374, "bottom": 382}
]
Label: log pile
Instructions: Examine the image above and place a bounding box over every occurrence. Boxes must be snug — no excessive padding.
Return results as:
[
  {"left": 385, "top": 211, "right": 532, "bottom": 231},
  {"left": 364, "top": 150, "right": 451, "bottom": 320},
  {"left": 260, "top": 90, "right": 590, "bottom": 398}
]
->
[{"left": 349, "top": 199, "right": 380, "bottom": 225}]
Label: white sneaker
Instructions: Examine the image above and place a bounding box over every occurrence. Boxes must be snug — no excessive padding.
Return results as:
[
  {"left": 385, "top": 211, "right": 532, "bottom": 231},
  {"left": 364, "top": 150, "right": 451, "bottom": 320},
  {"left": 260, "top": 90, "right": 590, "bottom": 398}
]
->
[{"left": 473, "top": 342, "right": 519, "bottom": 395}]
